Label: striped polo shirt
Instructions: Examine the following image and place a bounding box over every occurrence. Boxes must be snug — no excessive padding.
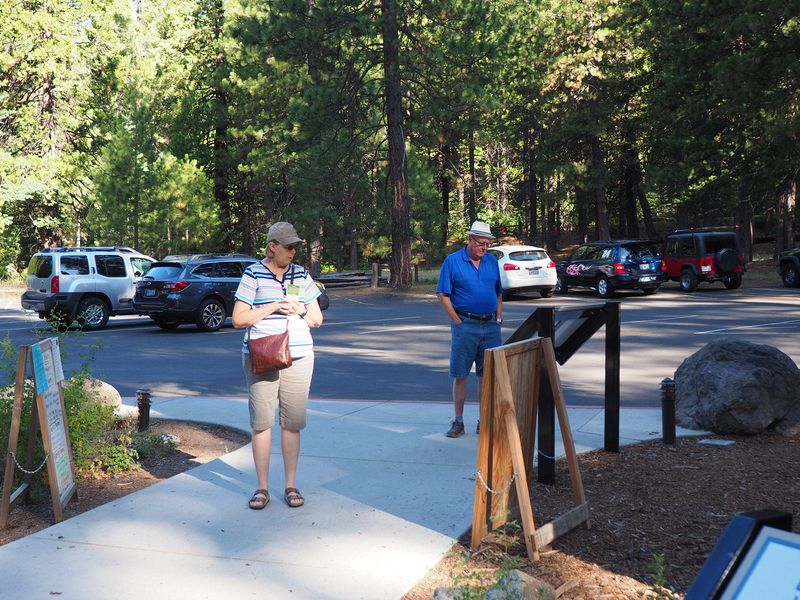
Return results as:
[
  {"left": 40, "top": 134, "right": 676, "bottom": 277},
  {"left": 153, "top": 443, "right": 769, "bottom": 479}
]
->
[{"left": 234, "top": 260, "right": 321, "bottom": 358}]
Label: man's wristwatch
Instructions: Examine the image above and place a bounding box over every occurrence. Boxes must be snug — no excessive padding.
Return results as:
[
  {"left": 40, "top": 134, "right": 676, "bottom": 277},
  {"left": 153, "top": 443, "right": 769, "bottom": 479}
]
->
[{"left": 299, "top": 307, "right": 308, "bottom": 318}]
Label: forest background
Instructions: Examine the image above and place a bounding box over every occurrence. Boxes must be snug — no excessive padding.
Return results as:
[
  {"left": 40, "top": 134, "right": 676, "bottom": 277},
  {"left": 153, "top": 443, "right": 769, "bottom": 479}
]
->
[{"left": 1, "top": 0, "right": 798, "bottom": 288}]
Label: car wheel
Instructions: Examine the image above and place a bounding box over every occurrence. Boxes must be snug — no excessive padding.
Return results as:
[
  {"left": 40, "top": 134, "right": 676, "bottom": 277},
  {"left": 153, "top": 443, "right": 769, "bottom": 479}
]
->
[
  {"left": 715, "top": 248, "right": 739, "bottom": 273},
  {"left": 679, "top": 269, "right": 698, "bottom": 292},
  {"left": 540, "top": 288, "right": 555, "bottom": 298},
  {"left": 782, "top": 264, "right": 800, "bottom": 288},
  {"left": 596, "top": 276, "right": 614, "bottom": 298},
  {"left": 76, "top": 297, "right": 110, "bottom": 330},
  {"left": 196, "top": 298, "right": 226, "bottom": 331},
  {"left": 555, "top": 275, "right": 568, "bottom": 294},
  {"left": 642, "top": 286, "right": 659, "bottom": 295},
  {"left": 152, "top": 317, "right": 181, "bottom": 330},
  {"left": 723, "top": 275, "right": 742, "bottom": 289}
]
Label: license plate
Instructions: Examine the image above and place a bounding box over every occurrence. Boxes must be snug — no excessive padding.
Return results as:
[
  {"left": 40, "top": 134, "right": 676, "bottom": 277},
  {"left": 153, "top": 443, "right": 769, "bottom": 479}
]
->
[
  {"left": 144, "top": 288, "right": 156, "bottom": 297},
  {"left": 640, "top": 276, "right": 654, "bottom": 282},
  {"left": 526, "top": 267, "right": 541, "bottom": 273}
]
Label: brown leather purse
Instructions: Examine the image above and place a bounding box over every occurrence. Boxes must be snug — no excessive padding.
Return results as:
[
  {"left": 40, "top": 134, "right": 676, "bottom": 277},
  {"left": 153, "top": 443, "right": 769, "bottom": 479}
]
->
[{"left": 247, "top": 320, "right": 292, "bottom": 374}]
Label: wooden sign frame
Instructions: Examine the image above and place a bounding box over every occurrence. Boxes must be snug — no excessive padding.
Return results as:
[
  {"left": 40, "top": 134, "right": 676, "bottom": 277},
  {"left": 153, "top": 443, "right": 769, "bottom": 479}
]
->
[
  {"left": 1, "top": 340, "right": 77, "bottom": 527},
  {"left": 471, "top": 337, "right": 589, "bottom": 561}
]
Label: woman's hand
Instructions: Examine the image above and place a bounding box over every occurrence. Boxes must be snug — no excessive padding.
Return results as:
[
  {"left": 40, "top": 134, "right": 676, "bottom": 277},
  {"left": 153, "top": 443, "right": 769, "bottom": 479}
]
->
[{"left": 277, "top": 298, "right": 303, "bottom": 315}]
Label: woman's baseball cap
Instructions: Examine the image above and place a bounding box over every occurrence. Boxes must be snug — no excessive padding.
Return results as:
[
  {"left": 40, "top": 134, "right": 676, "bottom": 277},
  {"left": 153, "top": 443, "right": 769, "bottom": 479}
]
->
[{"left": 268, "top": 222, "right": 304, "bottom": 245}]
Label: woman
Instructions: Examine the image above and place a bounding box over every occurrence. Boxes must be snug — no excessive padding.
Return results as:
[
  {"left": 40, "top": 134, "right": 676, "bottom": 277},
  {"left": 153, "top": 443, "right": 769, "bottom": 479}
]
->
[{"left": 232, "top": 222, "right": 323, "bottom": 510}]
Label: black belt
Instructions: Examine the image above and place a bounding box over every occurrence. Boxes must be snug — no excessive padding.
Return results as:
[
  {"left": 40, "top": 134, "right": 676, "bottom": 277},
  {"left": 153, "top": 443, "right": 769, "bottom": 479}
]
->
[{"left": 456, "top": 309, "right": 496, "bottom": 322}]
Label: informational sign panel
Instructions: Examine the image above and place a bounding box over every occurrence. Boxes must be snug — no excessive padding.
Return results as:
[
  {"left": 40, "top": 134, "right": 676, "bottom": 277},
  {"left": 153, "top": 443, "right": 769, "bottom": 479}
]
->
[
  {"left": 1, "top": 340, "right": 76, "bottom": 527},
  {"left": 719, "top": 526, "right": 800, "bottom": 600},
  {"left": 30, "top": 339, "right": 76, "bottom": 518}
]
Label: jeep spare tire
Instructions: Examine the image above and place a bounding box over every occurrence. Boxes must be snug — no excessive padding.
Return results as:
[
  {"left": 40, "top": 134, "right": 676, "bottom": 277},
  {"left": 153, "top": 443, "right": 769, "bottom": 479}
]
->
[{"left": 714, "top": 248, "right": 739, "bottom": 273}]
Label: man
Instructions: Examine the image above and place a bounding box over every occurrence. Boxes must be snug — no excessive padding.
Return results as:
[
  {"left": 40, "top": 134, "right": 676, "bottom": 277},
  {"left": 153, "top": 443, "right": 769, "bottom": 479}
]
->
[{"left": 436, "top": 220, "right": 503, "bottom": 437}]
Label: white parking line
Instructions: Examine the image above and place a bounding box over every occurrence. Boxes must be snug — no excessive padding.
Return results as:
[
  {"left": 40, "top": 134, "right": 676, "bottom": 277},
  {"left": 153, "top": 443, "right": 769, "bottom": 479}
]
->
[
  {"left": 625, "top": 314, "right": 700, "bottom": 325},
  {"left": 696, "top": 319, "right": 800, "bottom": 334}
]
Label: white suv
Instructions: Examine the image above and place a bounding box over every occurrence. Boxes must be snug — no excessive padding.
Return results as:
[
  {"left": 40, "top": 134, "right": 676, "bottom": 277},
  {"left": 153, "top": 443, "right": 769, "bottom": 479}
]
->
[{"left": 21, "top": 247, "right": 156, "bottom": 330}]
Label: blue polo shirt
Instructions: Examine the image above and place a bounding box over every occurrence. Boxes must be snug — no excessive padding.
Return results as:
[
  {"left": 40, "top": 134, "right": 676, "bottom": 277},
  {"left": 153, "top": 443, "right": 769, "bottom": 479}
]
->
[{"left": 436, "top": 247, "right": 502, "bottom": 315}]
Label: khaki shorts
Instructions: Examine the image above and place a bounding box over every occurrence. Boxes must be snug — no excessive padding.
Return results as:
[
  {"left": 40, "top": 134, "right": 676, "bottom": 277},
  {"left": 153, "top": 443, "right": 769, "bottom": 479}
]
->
[{"left": 243, "top": 353, "right": 314, "bottom": 431}]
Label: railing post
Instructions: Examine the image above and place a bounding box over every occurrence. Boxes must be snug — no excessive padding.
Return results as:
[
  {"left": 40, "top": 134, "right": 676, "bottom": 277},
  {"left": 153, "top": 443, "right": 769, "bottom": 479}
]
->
[
  {"left": 537, "top": 307, "right": 556, "bottom": 484},
  {"left": 136, "top": 388, "right": 151, "bottom": 432},
  {"left": 661, "top": 377, "right": 676, "bottom": 444},
  {"left": 604, "top": 302, "right": 620, "bottom": 452}
]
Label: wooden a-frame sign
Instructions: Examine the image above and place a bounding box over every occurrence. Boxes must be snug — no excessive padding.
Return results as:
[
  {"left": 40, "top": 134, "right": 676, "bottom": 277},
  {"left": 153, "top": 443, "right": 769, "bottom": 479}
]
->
[
  {"left": 471, "top": 337, "right": 589, "bottom": 561},
  {"left": 1, "top": 339, "right": 77, "bottom": 527}
]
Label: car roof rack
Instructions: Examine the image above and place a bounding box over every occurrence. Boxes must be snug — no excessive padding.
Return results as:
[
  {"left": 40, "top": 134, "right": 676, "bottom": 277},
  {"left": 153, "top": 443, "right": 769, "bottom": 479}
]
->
[
  {"left": 161, "top": 252, "right": 257, "bottom": 262},
  {"left": 668, "top": 226, "right": 740, "bottom": 235},
  {"left": 40, "top": 246, "right": 138, "bottom": 253}
]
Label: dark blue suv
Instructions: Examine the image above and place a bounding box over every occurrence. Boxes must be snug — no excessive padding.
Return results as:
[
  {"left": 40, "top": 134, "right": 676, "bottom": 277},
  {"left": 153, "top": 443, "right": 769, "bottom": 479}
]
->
[
  {"left": 133, "top": 254, "right": 259, "bottom": 330},
  {"left": 556, "top": 240, "right": 666, "bottom": 298}
]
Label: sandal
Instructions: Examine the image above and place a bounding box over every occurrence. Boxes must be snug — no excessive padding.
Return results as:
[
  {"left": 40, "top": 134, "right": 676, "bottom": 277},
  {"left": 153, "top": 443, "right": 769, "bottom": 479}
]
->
[
  {"left": 284, "top": 487, "right": 305, "bottom": 508},
  {"left": 248, "top": 489, "right": 269, "bottom": 510}
]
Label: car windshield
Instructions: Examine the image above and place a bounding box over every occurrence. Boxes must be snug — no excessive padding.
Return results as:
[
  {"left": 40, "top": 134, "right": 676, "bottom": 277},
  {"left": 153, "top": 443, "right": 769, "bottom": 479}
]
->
[
  {"left": 703, "top": 234, "right": 738, "bottom": 254},
  {"left": 508, "top": 250, "right": 548, "bottom": 261},
  {"left": 619, "top": 244, "right": 659, "bottom": 260}
]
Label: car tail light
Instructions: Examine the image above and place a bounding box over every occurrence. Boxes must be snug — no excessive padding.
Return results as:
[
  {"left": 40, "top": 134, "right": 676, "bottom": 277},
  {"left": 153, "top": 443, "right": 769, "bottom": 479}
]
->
[
  {"left": 547, "top": 260, "right": 556, "bottom": 268},
  {"left": 613, "top": 262, "right": 625, "bottom": 274},
  {"left": 51, "top": 276, "right": 59, "bottom": 293},
  {"left": 503, "top": 264, "right": 520, "bottom": 271},
  {"left": 661, "top": 262, "right": 667, "bottom": 271},
  {"left": 700, "top": 257, "right": 714, "bottom": 273},
  {"left": 164, "top": 281, "right": 191, "bottom": 292}
]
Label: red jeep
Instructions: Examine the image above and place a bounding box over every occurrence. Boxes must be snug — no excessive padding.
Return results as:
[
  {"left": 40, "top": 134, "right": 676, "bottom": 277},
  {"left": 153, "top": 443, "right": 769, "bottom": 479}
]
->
[{"left": 663, "top": 228, "right": 746, "bottom": 292}]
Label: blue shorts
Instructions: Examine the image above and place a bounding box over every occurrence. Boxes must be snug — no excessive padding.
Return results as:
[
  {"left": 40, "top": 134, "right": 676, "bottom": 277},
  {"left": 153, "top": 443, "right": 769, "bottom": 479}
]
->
[{"left": 449, "top": 319, "right": 502, "bottom": 378}]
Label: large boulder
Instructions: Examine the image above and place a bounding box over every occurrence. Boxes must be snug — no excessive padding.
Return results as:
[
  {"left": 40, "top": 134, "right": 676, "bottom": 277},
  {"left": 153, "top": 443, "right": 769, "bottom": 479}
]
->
[
  {"left": 77, "top": 377, "right": 122, "bottom": 408},
  {"left": 674, "top": 340, "right": 800, "bottom": 434}
]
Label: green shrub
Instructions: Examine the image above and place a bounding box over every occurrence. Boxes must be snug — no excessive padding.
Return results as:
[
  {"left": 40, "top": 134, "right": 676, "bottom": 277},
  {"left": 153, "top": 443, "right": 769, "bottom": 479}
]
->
[
  {"left": 134, "top": 432, "right": 176, "bottom": 459},
  {"left": 0, "top": 326, "right": 150, "bottom": 485}
]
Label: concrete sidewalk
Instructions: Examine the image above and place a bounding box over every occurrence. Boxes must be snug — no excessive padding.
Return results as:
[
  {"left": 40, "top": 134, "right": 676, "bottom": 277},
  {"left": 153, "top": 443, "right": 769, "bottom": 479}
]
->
[{"left": 0, "top": 397, "right": 699, "bottom": 599}]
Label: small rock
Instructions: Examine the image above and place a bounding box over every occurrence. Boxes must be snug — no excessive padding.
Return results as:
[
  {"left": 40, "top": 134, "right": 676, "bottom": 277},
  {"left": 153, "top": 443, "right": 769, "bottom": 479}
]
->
[{"left": 485, "top": 569, "right": 556, "bottom": 600}]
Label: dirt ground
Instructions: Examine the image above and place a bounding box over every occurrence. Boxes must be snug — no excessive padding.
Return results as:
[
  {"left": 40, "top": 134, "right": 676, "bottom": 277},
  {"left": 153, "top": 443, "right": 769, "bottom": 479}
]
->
[
  {"left": 0, "top": 419, "right": 250, "bottom": 546},
  {"left": 3, "top": 421, "right": 797, "bottom": 599},
  {"left": 403, "top": 431, "right": 800, "bottom": 599}
]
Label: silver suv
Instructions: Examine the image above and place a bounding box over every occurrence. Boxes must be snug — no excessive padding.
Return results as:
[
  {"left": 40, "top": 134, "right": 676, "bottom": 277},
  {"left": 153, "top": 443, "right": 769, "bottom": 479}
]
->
[{"left": 21, "top": 247, "right": 156, "bottom": 330}]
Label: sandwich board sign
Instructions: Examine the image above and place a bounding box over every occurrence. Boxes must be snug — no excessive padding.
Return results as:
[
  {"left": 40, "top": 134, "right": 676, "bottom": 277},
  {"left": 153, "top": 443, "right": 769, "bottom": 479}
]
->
[{"left": 1, "top": 338, "right": 77, "bottom": 526}]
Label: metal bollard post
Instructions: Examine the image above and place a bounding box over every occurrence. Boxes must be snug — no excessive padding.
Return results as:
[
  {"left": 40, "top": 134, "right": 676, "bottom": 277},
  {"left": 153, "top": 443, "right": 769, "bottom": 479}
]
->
[
  {"left": 660, "top": 377, "right": 676, "bottom": 444},
  {"left": 136, "top": 388, "right": 151, "bottom": 432}
]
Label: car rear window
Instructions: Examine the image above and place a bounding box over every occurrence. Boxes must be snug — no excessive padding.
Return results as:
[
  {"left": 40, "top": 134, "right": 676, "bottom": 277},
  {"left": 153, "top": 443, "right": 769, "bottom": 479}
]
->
[
  {"left": 703, "top": 234, "right": 738, "bottom": 254},
  {"left": 508, "top": 250, "right": 549, "bottom": 261},
  {"left": 620, "top": 244, "right": 660, "bottom": 260},
  {"left": 145, "top": 264, "right": 184, "bottom": 279},
  {"left": 27, "top": 255, "right": 52, "bottom": 278},
  {"left": 60, "top": 255, "right": 90, "bottom": 275}
]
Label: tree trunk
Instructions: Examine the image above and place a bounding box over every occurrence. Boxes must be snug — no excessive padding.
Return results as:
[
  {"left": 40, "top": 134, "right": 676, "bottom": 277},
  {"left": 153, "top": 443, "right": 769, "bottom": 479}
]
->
[
  {"left": 439, "top": 144, "right": 451, "bottom": 247},
  {"left": 591, "top": 138, "right": 610, "bottom": 240},
  {"left": 526, "top": 114, "right": 538, "bottom": 245},
  {"left": 468, "top": 129, "right": 477, "bottom": 225},
  {"left": 775, "top": 175, "right": 797, "bottom": 257},
  {"left": 381, "top": 0, "right": 412, "bottom": 289},
  {"left": 677, "top": 203, "right": 690, "bottom": 229},
  {"left": 733, "top": 201, "right": 753, "bottom": 262},
  {"left": 576, "top": 187, "right": 589, "bottom": 243}
]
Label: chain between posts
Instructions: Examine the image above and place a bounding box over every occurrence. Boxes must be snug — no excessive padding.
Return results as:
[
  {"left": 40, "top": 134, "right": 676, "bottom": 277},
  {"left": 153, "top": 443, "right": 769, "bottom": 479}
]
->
[
  {"left": 10, "top": 452, "right": 48, "bottom": 475},
  {"left": 475, "top": 469, "right": 517, "bottom": 495}
]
